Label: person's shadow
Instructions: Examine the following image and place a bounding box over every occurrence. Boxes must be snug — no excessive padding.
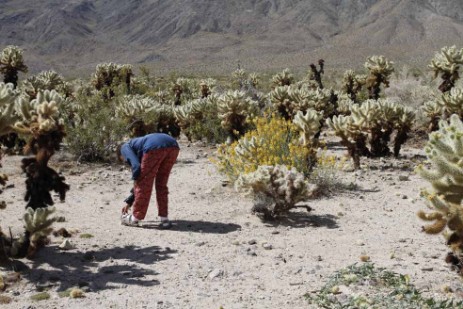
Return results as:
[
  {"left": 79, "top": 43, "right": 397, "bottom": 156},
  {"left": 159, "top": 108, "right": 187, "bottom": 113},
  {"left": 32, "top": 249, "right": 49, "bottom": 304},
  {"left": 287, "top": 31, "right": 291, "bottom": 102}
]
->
[
  {"left": 8, "top": 245, "right": 176, "bottom": 292},
  {"left": 140, "top": 220, "right": 241, "bottom": 234}
]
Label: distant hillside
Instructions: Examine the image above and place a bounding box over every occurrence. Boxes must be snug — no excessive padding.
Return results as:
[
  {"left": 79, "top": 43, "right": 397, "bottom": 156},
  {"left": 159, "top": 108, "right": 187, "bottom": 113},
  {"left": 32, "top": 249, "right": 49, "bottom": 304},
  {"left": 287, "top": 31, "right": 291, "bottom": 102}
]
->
[{"left": 1, "top": 0, "right": 463, "bottom": 75}]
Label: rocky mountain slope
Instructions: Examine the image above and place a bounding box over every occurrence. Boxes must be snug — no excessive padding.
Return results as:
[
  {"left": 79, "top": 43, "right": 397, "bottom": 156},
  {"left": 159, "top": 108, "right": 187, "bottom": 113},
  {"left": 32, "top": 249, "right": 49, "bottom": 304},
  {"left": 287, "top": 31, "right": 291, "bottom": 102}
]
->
[{"left": 0, "top": 0, "right": 463, "bottom": 74}]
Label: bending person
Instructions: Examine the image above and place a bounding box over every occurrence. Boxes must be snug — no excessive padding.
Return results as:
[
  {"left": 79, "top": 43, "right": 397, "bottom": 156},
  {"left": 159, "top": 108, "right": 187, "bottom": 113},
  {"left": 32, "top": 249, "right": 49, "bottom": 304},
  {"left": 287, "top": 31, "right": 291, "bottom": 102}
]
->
[{"left": 118, "top": 133, "right": 179, "bottom": 228}]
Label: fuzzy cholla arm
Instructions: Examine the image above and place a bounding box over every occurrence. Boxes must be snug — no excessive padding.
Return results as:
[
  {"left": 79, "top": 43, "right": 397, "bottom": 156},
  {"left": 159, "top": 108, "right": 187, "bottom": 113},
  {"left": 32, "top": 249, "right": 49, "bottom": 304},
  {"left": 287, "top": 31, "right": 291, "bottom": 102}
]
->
[
  {"left": 416, "top": 114, "right": 463, "bottom": 274},
  {"left": 0, "top": 82, "right": 20, "bottom": 136},
  {"left": 429, "top": 46, "right": 463, "bottom": 93},
  {"left": 235, "top": 165, "right": 317, "bottom": 219}
]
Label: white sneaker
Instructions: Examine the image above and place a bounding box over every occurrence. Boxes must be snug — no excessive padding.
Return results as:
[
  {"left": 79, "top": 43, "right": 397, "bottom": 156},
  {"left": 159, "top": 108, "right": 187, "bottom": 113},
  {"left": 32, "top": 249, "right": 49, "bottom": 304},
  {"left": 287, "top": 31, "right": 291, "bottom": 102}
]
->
[{"left": 121, "top": 214, "right": 140, "bottom": 227}]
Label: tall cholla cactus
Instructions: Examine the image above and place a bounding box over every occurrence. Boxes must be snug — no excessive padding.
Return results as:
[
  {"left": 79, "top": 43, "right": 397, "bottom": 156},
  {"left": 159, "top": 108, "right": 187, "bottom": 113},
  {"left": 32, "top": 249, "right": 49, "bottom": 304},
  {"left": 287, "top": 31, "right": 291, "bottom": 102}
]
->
[
  {"left": 0, "top": 46, "right": 28, "bottom": 88},
  {"left": 342, "top": 70, "right": 366, "bottom": 102},
  {"left": 416, "top": 114, "right": 463, "bottom": 275},
  {"left": 365, "top": 56, "right": 394, "bottom": 100},
  {"left": 235, "top": 165, "right": 317, "bottom": 219},
  {"left": 14, "top": 90, "right": 69, "bottom": 210},
  {"left": 429, "top": 46, "right": 463, "bottom": 93},
  {"left": 309, "top": 59, "right": 325, "bottom": 89},
  {"left": 218, "top": 90, "right": 258, "bottom": 143},
  {"left": 272, "top": 68, "right": 294, "bottom": 87},
  {"left": 293, "top": 109, "right": 323, "bottom": 146}
]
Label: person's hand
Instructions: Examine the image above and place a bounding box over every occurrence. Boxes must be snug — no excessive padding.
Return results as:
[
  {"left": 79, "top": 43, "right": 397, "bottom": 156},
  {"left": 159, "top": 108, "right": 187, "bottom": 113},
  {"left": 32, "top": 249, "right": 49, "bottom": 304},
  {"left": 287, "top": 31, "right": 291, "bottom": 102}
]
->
[{"left": 121, "top": 204, "right": 131, "bottom": 214}]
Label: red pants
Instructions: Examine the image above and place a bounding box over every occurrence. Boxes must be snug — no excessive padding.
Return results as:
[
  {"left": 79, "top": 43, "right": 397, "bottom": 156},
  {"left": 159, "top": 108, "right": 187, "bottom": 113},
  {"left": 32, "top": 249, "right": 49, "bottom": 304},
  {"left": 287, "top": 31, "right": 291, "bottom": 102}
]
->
[{"left": 132, "top": 147, "right": 179, "bottom": 220}]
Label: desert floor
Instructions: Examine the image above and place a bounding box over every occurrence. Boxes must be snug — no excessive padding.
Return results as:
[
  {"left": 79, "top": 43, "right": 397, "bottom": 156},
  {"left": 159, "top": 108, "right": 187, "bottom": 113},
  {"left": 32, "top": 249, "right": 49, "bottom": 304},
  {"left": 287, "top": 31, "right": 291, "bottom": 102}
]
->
[{"left": 1, "top": 137, "right": 462, "bottom": 309}]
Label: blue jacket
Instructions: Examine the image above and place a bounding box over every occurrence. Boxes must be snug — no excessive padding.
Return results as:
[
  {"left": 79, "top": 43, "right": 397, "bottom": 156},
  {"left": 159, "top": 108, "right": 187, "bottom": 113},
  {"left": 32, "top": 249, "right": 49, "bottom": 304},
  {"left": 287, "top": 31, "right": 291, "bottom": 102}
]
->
[{"left": 121, "top": 133, "right": 179, "bottom": 180}]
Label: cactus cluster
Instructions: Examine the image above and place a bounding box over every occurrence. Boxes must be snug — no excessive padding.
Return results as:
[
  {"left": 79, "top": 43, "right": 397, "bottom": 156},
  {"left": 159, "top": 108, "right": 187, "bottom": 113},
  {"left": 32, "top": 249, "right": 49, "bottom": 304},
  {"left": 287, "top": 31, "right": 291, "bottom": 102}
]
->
[
  {"left": 0, "top": 45, "right": 28, "bottom": 87},
  {"left": 429, "top": 46, "right": 463, "bottom": 93},
  {"left": 235, "top": 165, "right": 317, "bottom": 219},
  {"left": 365, "top": 56, "right": 394, "bottom": 99},
  {"left": 327, "top": 99, "right": 415, "bottom": 168},
  {"left": 269, "top": 85, "right": 334, "bottom": 120},
  {"left": 416, "top": 114, "right": 463, "bottom": 274},
  {"left": 22, "top": 70, "right": 71, "bottom": 99}
]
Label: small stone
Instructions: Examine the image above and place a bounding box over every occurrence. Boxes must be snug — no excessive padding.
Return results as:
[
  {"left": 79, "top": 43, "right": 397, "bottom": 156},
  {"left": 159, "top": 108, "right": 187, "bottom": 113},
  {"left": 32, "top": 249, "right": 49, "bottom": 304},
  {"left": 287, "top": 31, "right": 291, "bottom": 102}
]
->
[
  {"left": 59, "top": 239, "right": 74, "bottom": 250},
  {"left": 398, "top": 175, "right": 409, "bottom": 181},
  {"left": 195, "top": 241, "right": 206, "bottom": 247},
  {"left": 208, "top": 269, "right": 223, "bottom": 279},
  {"left": 355, "top": 240, "right": 365, "bottom": 246},
  {"left": 421, "top": 267, "right": 434, "bottom": 272},
  {"left": 248, "top": 239, "right": 257, "bottom": 245},
  {"left": 232, "top": 240, "right": 240, "bottom": 245},
  {"left": 56, "top": 216, "right": 66, "bottom": 223},
  {"left": 262, "top": 243, "right": 272, "bottom": 250},
  {"left": 271, "top": 230, "right": 280, "bottom": 235},
  {"left": 360, "top": 255, "right": 370, "bottom": 262},
  {"left": 402, "top": 195, "right": 408, "bottom": 199},
  {"left": 317, "top": 255, "right": 323, "bottom": 261}
]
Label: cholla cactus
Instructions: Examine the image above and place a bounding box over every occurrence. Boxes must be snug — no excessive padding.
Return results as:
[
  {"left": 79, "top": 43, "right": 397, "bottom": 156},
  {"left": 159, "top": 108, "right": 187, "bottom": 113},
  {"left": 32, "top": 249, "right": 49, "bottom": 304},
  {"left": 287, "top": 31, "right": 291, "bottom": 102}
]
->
[
  {"left": 293, "top": 109, "right": 323, "bottom": 146},
  {"left": 365, "top": 56, "right": 394, "bottom": 99},
  {"left": 422, "top": 101, "right": 444, "bottom": 132},
  {"left": 18, "top": 207, "right": 57, "bottom": 257},
  {"left": 309, "top": 59, "right": 325, "bottom": 89},
  {"left": 429, "top": 46, "right": 463, "bottom": 93},
  {"left": 416, "top": 114, "right": 463, "bottom": 274},
  {"left": 438, "top": 87, "right": 463, "bottom": 118},
  {"left": 116, "top": 95, "right": 159, "bottom": 137},
  {"left": 200, "top": 78, "right": 216, "bottom": 98},
  {"left": 342, "top": 70, "right": 366, "bottom": 102},
  {"left": 272, "top": 68, "right": 294, "bottom": 87},
  {"left": 249, "top": 73, "right": 260, "bottom": 88},
  {"left": 235, "top": 165, "right": 317, "bottom": 219},
  {"left": 92, "top": 63, "right": 133, "bottom": 98},
  {"left": 336, "top": 95, "right": 354, "bottom": 116},
  {"left": 232, "top": 68, "right": 247, "bottom": 89},
  {"left": 172, "top": 78, "right": 198, "bottom": 105},
  {"left": 0, "top": 82, "right": 19, "bottom": 136},
  {"left": 0, "top": 46, "right": 28, "bottom": 87},
  {"left": 269, "top": 85, "right": 294, "bottom": 119},
  {"left": 218, "top": 90, "right": 258, "bottom": 143}
]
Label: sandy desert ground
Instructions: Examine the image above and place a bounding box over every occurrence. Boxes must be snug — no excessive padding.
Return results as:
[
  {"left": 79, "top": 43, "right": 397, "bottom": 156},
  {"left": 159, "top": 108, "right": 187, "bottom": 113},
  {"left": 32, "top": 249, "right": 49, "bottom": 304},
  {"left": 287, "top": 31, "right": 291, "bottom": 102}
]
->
[{"left": 1, "top": 137, "right": 463, "bottom": 309}]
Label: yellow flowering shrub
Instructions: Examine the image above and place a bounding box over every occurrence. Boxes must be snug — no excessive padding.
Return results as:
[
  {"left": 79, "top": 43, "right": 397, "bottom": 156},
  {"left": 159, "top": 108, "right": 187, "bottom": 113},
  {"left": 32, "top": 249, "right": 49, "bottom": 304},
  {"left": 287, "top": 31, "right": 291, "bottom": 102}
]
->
[{"left": 213, "top": 116, "right": 317, "bottom": 181}]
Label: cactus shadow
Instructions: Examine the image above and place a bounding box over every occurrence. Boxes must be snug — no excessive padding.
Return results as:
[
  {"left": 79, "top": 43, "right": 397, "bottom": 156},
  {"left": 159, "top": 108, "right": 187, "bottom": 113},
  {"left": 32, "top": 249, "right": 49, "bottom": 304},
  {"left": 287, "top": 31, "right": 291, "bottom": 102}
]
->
[
  {"left": 17, "top": 245, "right": 176, "bottom": 292},
  {"left": 264, "top": 211, "right": 339, "bottom": 229},
  {"left": 141, "top": 220, "right": 241, "bottom": 234}
]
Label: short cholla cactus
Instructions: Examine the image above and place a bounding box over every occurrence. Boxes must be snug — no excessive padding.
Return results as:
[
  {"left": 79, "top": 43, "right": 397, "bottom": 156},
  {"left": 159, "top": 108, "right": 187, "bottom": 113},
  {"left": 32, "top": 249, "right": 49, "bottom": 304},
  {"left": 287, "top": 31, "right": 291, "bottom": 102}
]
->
[
  {"left": 416, "top": 114, "right": 463, "bottom": 275},
  {"left": 18, "top": 207, "right": 57, "bottom": 258},
  {"left": 200, "top": 78, "right": 216, "bottom": 98},
  {"left": 293, "top": 109, "right": 323, "bottom": 146},
  {"left": 438, "top": 87, "right": 463, "bottom": 118},
  {"left": 171, "top": 78, "right": 199, "bottom": 105},
  {"left": 116, "top": 95, "right": 158, "bottom": 137},
  {"left": 365, "top": 56, "right": 394, "bottom": 99},
  {"left": 235, "top": 165, "right": 317, "bottom": 219},
  {"left": 0, "top": 45, "right": 28, "bottom": 88},
  {"left": 272, "top": 68, "right": 294, "bottom": 87},
  {"left": 429, "top": 46, "right": 463, "bottom": 93},
  {"left": 342, "top": 70, "right": 366, "bottom": 102},
  {"left": 92, "top": 63, "right": 133, "bottom": 98},
  {"left": 218, "top": 90, "right": 258, "bottom": 143},
  {"left": 422, "top": 100, "right": 444, "bottom": 132},
  {"left": 232, "top": 68, "right": 247, "bottom": 89}
]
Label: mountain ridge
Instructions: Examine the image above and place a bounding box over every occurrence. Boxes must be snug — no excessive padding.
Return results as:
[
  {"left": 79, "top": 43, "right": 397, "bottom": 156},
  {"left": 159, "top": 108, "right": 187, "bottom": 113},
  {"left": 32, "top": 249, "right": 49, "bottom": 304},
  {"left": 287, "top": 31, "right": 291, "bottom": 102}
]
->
[{"left": 0, "top": 0, "right": 463, "bottom": 75}]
